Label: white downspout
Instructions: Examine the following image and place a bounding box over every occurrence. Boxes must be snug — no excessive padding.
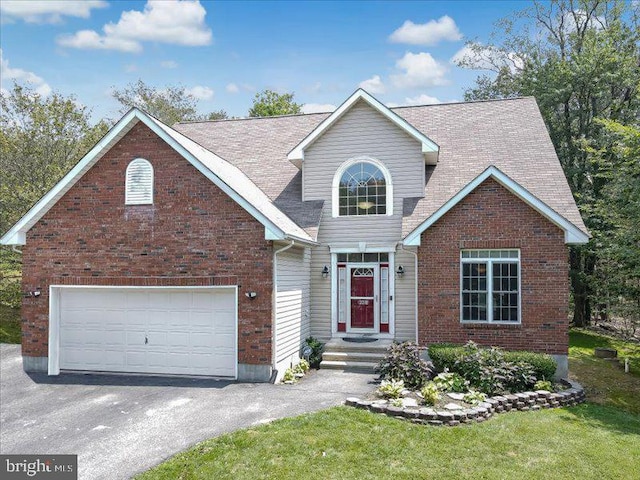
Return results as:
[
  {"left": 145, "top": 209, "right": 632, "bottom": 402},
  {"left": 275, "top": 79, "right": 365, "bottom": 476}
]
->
[
  {"left": 272, "top": 240, "right": 295, "bottom": 378},
  {"left": 399, "top": 243, "right": 419, "bottom": 343}
]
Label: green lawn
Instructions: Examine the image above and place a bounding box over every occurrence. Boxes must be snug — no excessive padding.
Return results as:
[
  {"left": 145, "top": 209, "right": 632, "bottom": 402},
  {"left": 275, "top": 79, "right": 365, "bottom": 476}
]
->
[
  {"left": 137, "top": 404, "right": 639, "bottom": 480},
  {"left": 569, "top": 329, "right": 640, "bottom": 414},
  {"left": 139, "top": 329, "right": 640, "bottom": 480},
  {"left": 0, "top": 305, "right": 21, "bottom": 344}
]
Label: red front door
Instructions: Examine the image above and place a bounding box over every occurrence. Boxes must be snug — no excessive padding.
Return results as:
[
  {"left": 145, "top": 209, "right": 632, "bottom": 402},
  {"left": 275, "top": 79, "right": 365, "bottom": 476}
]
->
[{"left": 350, "top": 267, "right": 375, "bottom": 329}]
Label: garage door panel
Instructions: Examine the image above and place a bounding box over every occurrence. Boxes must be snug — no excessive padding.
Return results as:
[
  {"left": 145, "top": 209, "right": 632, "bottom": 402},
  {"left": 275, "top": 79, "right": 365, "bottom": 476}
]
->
[{"left": 58, "top": 287, "right": 236, "bottom": 377}]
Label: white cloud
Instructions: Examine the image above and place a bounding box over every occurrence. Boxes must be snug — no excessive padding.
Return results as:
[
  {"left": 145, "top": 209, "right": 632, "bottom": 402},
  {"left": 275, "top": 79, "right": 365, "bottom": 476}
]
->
[
  {"left": 389, "top": 16, "right": 462, "bottom": 46},
  {"left": 451, "top": 45, "right": 524, "bottom": 73},
  {"left": 302, "top": 103, "right": 336, "bottom": 114},
  {"left": 57, "top": 0, "right": 212, "bottom": 53},
  {"left": 387, "top": 94, "right": 442, "bottom": 108},
  {"left": 125, "top": 64, "right": 138, "bottom": 73},
  {"left": 160, "top": 60, "right": 178, "bottom": 69},
  {"left": 186, "top": 85, "right": 214, "bottom": 100},
  {"left": 226, "top": 83, "right": 239, "bottom": 93},
  {"left": 391, "top": 52, "right": 449, "bottom": 88},
  {"left": 358, "top": 75, "right": 385, "bottom": 94},
  {"left": 0, "top": 0, "right": 107, "bottom": 24},
  {"left": 0, "top": 49, "right": 52, "bottom": 96}
]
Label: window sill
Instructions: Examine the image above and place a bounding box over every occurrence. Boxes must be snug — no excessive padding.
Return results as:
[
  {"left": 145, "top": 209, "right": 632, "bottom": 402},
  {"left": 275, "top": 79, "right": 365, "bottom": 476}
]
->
[{"left": 460, "top": 322, "right": 521, "bottom": 329}]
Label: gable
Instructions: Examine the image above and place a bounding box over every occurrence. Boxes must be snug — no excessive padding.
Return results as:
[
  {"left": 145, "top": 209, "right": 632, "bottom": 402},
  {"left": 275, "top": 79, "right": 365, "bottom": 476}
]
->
[
  {"left": 287, "top": 89, "right": 439, "bottom": 168},
  {"left": 1, "top": 109, "right": 314, "bottom": 246},
  {"left": 403, "top": 166, "right": 590, "bottom": 246}
]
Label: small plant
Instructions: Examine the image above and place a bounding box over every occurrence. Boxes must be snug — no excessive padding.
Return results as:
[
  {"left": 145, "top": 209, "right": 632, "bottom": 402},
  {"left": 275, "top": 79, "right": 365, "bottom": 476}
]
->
[
  {"left": 463, "top": 390, "right": 486, "bottom": 405},
  {"left": 534, "top": 379, "right": 554, "bottom": 391},
  {"left": 390, "top": 398, "right": 404, "bottom": 407},
  {"left": 433, "top": 371, "right": 468, "bottom": 392},
  {"left": 294, "top": 359, "right": 310, "bottom": 374},
  {"left": 378, "top": 379, "right": 405, "bottom": 399},
  {"left": 282, "top": 368, "right": 296, "bottom": 383},
  {"left": 304, "top": 337, "right": 324, "bottom": 369},
  {"left": 421, "top": 382, "right": 440, "bottom": 406},
  {"left": 375, "top": 341, "right": 434, "bottom": 390}
]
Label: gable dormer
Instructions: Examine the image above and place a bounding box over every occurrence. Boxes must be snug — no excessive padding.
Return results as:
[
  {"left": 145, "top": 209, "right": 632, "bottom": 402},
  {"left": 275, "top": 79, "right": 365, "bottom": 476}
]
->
[{"left": 288, "top": 89, "right": 439, "bottom": 168}]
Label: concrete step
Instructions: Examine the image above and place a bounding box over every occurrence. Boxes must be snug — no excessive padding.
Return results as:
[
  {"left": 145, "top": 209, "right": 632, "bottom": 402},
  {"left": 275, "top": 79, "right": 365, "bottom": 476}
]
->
[
  {"left": 322, "top": 351, "right": 385, "bottom": 364},
  {"left": 323, "top": 338, "right": 392, "bottom": 354},
  {"left": 320, "top": 360, "right": 379, "bottom": 372}
]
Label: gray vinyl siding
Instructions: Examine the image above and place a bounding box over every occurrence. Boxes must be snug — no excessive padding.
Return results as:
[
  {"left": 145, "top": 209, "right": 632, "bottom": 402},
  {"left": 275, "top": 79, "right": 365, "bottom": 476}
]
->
[
  {"left": 394, "top": 248, "right": 418, "bottom": 341},
  {"left": 303, "top": 100, "right": 425, "bottom": 202},
  {"left": 274, "top": 246, "right": 311, "bottom": 374},
  {"left": 309, "top": 246, "right": 332, "bottom": 341},
  {"left": 304, "top": 100, "right": 424, "bottom": 342}
]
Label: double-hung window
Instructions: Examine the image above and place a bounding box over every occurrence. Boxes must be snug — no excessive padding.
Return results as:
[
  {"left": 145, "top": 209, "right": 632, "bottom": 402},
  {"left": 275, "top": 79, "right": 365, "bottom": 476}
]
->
[{"left": 461, "top": 250, "right": 520, "bottom": 323}]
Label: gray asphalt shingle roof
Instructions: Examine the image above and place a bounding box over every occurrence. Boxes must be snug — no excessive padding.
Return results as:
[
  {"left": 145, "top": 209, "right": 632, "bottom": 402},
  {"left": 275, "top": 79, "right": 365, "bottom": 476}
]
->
[{"left": 173, "top": 97, "right": 587, "bottom": 240}]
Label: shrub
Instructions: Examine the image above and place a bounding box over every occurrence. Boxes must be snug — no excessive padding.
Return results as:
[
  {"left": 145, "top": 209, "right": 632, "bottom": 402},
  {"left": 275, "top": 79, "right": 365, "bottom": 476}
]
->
[
  {"left": 303, "top": 337, "right": 324, "bottom": 369},
  {"left": 378, "top": 379, "right": 405, "bottom": 399},
  {"left": 448, "top": 342, "right": 537, "bottom": 395},
  {"left": 534, "top": 380, "right": 554, "bottom": 391},
  {"left": 428, "top": 343, "right": 463, "bottom": 372},
  {"left": 433, "top": 372, "right": 468, "bottom": 393},
  {"left": 421, "top": 382, "right": 440, "bottom": 406},
  {"left": 375, "top": 341, "right": 433, "bottom": 390},
  {"left": 429, "top": 342, "right": 558, "bottom": 389},
  {"left": 282, "top": 368, "right": 296, "bottom": 383},
  {"left": 463, "top": 390, "right": 486, "bottom": 405},
  {"left": 503, "top": 351, "right": 557, "bottom": 380}
]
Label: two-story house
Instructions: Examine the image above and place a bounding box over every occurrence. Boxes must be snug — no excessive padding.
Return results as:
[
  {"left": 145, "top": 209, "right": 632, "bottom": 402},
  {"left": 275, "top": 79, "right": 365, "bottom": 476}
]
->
[{"left": 1, "top": 89, "right": 589, "bottom": 381}]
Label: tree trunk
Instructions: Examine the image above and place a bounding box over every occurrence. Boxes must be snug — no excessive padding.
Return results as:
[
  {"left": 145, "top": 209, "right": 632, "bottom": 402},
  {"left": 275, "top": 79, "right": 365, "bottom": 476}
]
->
[{"left": 570, "top": 247, "right": 591, "bottom": 327}]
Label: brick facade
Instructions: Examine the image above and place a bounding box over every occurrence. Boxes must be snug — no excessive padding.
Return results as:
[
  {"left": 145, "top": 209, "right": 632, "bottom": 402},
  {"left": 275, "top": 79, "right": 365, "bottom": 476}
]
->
[
  {"left": 417, "top": 178, "right": 569, "bottom": 355},
  {"left": 21, "top": 122, "right": 274, "bottom": 365}
]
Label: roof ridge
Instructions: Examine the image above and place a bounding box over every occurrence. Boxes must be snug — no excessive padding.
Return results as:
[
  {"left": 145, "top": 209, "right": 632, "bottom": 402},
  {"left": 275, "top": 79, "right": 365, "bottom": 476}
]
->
[
  {"left": 390, "top": 96, "right": 534, "bottom": 110},
  {"left": 175, "top": 111, "right": 330, "bottom": 125}
]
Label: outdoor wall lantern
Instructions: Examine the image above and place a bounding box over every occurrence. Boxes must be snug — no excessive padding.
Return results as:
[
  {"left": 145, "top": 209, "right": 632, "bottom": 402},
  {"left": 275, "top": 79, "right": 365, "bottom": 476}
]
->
[
  {"left": 396, "top": 265, "right": 405, "bottom": 278},
  {"left": 321, "top": 265, "right": 329, "bottom": 278},
  {"left": 245, "top": 291, "right": 257, "bottom": 300}
]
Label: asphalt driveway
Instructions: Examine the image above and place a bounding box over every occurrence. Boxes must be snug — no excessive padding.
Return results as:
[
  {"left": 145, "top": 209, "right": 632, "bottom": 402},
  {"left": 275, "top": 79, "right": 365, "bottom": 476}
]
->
[{"left": 0, "top": 344, "right": 375, "bottom": 479}]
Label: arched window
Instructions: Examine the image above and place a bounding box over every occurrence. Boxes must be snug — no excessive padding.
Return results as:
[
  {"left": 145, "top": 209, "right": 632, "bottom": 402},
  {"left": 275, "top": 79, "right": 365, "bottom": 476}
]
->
[
  {"left": 125, "top": 158, "right": 154, "bottom": 205},
  {"left": 332, "top": 158, "right": 392, "bottom": 216}
]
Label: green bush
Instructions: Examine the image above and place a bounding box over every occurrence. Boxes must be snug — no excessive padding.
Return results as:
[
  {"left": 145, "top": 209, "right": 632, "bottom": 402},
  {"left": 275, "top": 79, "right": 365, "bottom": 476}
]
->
[
  {"left": 375, "top": 341, "right": 433, "bottom": 390},
  {"left": 429, "top": 343, "right": 558, "bottom": 382},
  {"left": 463, "top": 390, "right": 486, "bottom": 405},
  {"left": 303, "top": 337, "right": 324, "bottom": 369},
  {"left": 534, "top": 380, "right": 554, "bottom": 391},
  {"left": 421, "top": 382, "right": 440, "bottom": 406}
]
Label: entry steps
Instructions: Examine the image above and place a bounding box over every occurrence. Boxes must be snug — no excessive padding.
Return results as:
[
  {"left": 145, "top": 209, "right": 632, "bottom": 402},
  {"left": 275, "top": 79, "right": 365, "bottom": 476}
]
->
[{"left": 320, "top": 338, "right": 392, "bottom": 373}]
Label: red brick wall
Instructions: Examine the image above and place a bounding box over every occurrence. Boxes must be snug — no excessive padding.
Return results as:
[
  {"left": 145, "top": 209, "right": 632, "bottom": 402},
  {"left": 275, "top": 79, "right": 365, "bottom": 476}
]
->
[
  {"left": 21, "top": 122, "right": 274, "bottom": 365},
  {"left": 417, "top": 178, "right": 569, "bottom": 355}
]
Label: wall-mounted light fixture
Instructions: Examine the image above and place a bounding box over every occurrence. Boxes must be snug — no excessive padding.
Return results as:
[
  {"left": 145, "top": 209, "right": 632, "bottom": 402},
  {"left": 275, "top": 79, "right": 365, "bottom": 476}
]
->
[
  {"left": 245, "top": 291, "right": 257, "bottom": 300},
  {"left": 321, "top": 265, "right": 329, "bottom": 278},
  {"left": 396, "top": 265, "right": 405, "bottom": 278}
]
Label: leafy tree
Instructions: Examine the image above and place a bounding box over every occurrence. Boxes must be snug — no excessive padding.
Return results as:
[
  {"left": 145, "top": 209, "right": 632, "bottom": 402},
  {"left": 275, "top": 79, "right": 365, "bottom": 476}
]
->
[
  {"left": 0, "top": 84, "right": 109, "bottom": 308},
  {"left": 457, "top": 0, "right": 640, "bottom": 326},
  {"left": 112, "top": 79, "right": 224, "bottom": 124},
  {"left": 248, "top": 89, "right": 302, "bottom": 117}
]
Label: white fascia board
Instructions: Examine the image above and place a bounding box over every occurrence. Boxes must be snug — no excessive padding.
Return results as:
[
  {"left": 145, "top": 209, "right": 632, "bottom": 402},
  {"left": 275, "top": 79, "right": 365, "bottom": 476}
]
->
[
  {"left": 287, "top": 88, "right": 439, "bottom": 163},
  {"left": 0, "top": 109, "right": 140, "bottom": 246},
  {"left": 403, "top": 166, "right": 590, "bottom": 246},
  {"left": 134, "top": 113, "right": 289, "bottom": 242},
  {"left": 0, "top": 108, "right": 295, "bottom": 245}
]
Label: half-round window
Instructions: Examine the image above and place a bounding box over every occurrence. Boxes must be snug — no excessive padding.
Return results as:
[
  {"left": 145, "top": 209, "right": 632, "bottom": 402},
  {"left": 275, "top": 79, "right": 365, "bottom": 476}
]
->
[
  {"left": 338, "top": 162, "right": 388, "bottom": 216},
  {"left": 125, "top": 158, "right": 153, "bottom": 205}
]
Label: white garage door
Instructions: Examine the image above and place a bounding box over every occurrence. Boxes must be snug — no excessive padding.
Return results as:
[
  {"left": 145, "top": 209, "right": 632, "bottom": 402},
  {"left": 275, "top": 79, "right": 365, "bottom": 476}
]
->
[{"left": 57, "top": 287, "right": 237, "bottom": 377}]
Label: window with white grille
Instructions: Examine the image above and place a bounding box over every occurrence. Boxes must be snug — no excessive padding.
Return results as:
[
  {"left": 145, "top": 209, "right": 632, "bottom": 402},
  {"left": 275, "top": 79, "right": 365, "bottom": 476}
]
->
[{"left": 125, "top": 158, "right": 153, "bottom": 205}]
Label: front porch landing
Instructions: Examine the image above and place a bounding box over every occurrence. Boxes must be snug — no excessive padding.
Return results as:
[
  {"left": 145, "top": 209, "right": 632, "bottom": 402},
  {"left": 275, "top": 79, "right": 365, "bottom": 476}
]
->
[{"left": 320, "top": 338, "right": 392, "bottom": 373}]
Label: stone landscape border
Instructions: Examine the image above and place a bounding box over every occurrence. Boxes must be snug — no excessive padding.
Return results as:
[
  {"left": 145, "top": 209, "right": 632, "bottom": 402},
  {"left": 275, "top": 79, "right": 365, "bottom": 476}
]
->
[{"left": 345, "top": 379, "right": 585, "bottom": 426}]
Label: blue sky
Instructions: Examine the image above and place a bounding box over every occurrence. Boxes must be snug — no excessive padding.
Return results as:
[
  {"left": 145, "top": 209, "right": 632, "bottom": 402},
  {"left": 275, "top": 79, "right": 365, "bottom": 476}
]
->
[{"left": 0, "top": 0, "right": 526, "bottom": 121}]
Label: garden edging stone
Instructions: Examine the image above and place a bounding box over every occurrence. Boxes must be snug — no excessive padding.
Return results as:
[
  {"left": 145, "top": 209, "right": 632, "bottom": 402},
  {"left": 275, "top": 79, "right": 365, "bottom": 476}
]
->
[{"left": 345, "top": 379, "right": 586, "bottom": 426}]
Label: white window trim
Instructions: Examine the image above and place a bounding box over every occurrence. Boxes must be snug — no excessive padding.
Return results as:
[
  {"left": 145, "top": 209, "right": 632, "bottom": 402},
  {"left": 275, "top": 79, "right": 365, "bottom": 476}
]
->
[
  {"left": 125, "top": 158, "right": 154, "bottom": 205},
  {"left": 331, "top": 156, "right": 393, "bottom": 217},
  {"left": 459, "top": 249, "right": 522, "bottom": 325}
]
